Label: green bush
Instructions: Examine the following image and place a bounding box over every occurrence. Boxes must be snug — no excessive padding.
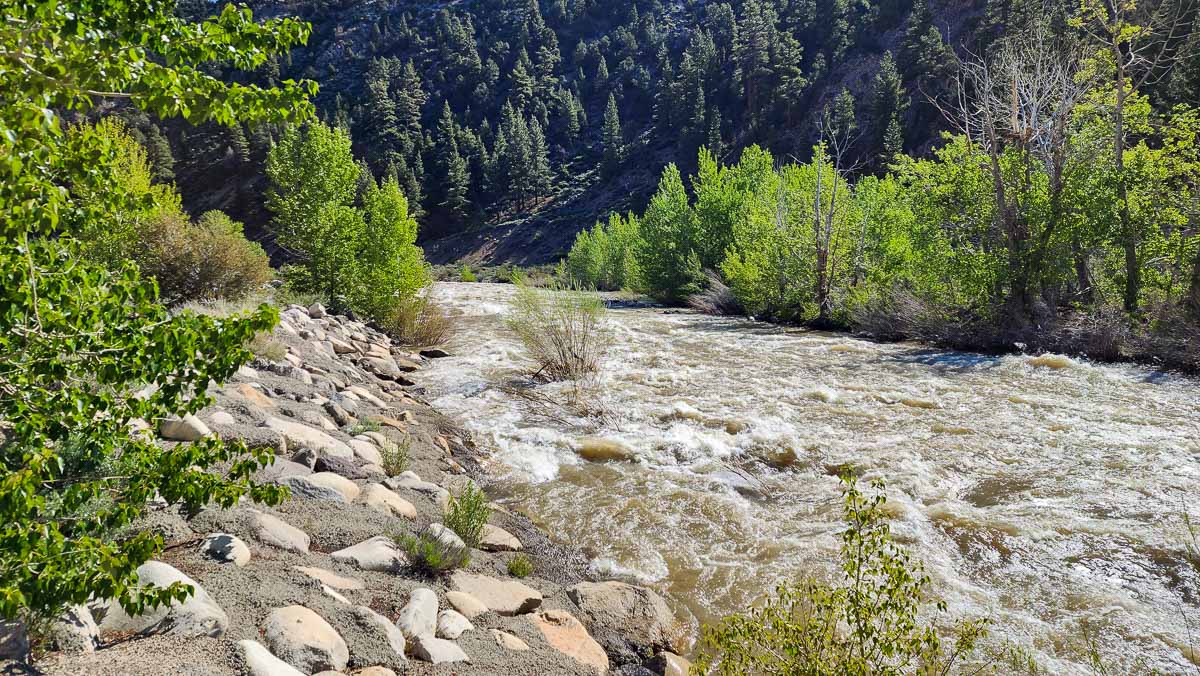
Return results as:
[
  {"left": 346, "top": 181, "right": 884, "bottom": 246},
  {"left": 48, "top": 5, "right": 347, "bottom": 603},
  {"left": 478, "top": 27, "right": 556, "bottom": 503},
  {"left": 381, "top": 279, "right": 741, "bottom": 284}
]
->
[
  {"left": 506, "top": 283, "right": 608, "bottom": 381},
  {"left": 444, "top": 481, "right": 490, "bottom": 550},
  {"left": 399, "top": 529, "right": 470, "bottom": 574},
  {"left": 134, "top": 210, "right": 273, "bottom": 305},
  {"left": 694, "top": 474, "right": 989, "bottom": 675},
  {"left": 460, "top": 264, "right": 478, "bottom": 282},
  {"left": 0, "top": 0, "right": 310, "bottom": 643},
  {"left": 73, "top": 120, "right": 272, "bottom": 305},
  {"left": 380, "top": 437, "right": 411, "bottom": 477},
  {"left": 507, "top": 554, "right": 533, "bottom": 578}
]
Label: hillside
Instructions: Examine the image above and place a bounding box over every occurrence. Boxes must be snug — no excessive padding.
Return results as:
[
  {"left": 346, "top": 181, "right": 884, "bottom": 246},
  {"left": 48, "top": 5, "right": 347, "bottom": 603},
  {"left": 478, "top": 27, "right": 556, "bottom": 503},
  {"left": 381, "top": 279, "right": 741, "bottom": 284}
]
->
[{"left": 137, "top": 0, "right": 1198, "bottom": 265}]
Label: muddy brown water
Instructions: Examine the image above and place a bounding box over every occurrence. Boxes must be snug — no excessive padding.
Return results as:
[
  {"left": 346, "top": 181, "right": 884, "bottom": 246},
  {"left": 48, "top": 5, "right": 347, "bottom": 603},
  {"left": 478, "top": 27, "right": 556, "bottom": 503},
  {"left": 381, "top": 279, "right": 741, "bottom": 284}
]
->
[{"left": 422, "top": 282, "right": 1200, "bottom": 673}]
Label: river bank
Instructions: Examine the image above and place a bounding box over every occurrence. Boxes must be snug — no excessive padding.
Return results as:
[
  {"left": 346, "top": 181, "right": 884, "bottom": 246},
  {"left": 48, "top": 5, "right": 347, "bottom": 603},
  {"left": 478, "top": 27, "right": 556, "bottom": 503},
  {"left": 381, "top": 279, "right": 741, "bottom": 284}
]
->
[{"left": 23, "top": 302, "right": 692, "bottom": 675}]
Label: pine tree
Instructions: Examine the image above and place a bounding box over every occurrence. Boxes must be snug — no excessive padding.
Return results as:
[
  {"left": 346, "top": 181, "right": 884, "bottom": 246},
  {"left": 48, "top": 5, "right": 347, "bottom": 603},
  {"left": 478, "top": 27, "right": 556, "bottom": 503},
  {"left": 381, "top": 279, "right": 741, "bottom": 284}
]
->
[
  {"left": 143, "top": 124, "right": 176, "bottom": 184},
  {"left": 529, "top": 117, "right": 552, "bottom": 201},
  {"left": 602, "top": 93, "right": 624, "bottom": 176},
  {"left": 869, "top": 51, "right": 907, "bottom": 165}
]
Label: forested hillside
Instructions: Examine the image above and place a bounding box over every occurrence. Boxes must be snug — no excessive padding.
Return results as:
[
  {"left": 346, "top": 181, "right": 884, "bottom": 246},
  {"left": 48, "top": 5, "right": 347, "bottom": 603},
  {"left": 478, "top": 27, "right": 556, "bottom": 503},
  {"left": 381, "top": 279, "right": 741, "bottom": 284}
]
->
[{"left": 123, "top": 0, "right": 1198, "bottom": 264}]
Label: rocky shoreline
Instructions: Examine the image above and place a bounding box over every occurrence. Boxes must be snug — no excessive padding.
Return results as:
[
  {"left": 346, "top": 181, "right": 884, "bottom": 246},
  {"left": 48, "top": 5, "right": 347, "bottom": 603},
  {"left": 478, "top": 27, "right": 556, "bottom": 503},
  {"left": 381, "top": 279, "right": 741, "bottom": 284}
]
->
[{"left": 24, "top": 304, "right": 694, "bottom": 676}]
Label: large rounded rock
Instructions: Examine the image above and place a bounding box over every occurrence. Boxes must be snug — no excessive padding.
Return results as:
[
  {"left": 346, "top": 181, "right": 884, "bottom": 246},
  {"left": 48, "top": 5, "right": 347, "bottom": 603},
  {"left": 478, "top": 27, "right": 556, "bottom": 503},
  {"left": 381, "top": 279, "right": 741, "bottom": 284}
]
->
[
  {"left": 96, "top": 561, "right": 228, "bottom": 638},
  {"left": 479, "top": 524, "right": 522, "bottom": 552},
  {"left": 251, "top": 512, "right": 310, "bottom": 553},
  {"left": 314, "top": 455, "right": 369, "bottom": 480},
  {"left": 262, "top": 605, "right": 349, "bottom": 674},
  {"left": 448, "top": 572, "right": 542, "bottom": 616},
  {"left": 331, "top": 536, "right": 405, "bottom": 572},
  {"left": 305, "top": 472, "right": 362, "bottom": 501},
  {"left": 409, "top": 634, "right": 469, "bottom": 664},
  {"left": 238, "top": 639, "right": 305, "bottom": 676},
  {"left": 159, "top": 414, "right": 211, "bottom": 441},
  {"left": 280, "top": 474, "right": 351, "bottom": 502},
  {"left": 530, "top": 609, "right": 608, "bottom": 674},
  {"left": 359, "top": 484, "right": 417, "bottom": 520},
  {"left": 293, "top": 566, "right": 364, "bottom": 591},
  {"left": 445, "top": 591, "right": 488, "bottom": 620},
  {"left": 568, "top": 581, "right": 682, "bottom": 652},
  {"left": 352, "top": 606, "right": 407, "bottom": 662},
  {"left": 263, "top": 416, "right": 353, "bottom": 459},
  {"left": 395, "top": 588, "right": 438, "bottom": 638},
  {"left": 350, "top": 439, "right": 383, "bottom": 465},
  {"left": 200, "top": 533, "right": 251, "bottom": 566},
  {"left": 435, "top": 609, "right": 473, "bottom": 640},
  {"left": 48, "top": 605, "right": 98, "bottom": 653},
  {"left": 575, "top": 437, "right": 635, "bottom": 462}
]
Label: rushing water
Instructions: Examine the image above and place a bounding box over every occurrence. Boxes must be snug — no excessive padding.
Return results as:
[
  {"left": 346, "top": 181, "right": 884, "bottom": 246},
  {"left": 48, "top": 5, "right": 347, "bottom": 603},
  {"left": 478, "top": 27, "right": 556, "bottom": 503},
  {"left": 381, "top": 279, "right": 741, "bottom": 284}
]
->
[{"left": 421, "top": 281, "right": 1200, "bottom": 673}]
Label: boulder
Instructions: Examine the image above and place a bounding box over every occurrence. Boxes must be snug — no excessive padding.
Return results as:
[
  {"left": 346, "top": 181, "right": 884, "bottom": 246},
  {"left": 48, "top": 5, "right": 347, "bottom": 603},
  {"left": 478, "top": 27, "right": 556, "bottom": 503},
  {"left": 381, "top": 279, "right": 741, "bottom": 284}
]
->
[
  {"left": 96, "top": 561, "right": 227, "bottom": 638},
  {"left": 448, "top": 572, "right": 542, "bottom": 616},
  {"left": 48, "top": 605, "right": 98, "bottom": 653},
  {"left": 328, "top": 337, "right": 356, "bottom": 354},
  {"left": 263, "top": 605, "right": 349, "bottom": 674},
  {"left": 263, "top": 416, "right": 353, "bottom": 459},
  {"left": 301, "top": 410, "right": 338, "bottom": 432},
  {"left": 331, "top": 536, "right": 405, "bottom": 573},
  {"left": 251, "top": 512, "right": 310, "bottom": 553},
  {"left": 308, "top": 302, "right": 327, "bottom": 318},
  {"left": 408, "top": 634, "right": 469, "bottom": 664},
  {"left": 0, "top": 620, "right": 27, "bottom": 662},
  {"left": 347, "top": 386, "right": 388, "bottom": 408},
  {"left": 254, "top": 457, "right": 311, "bottom": 484},
  {"left": 234, "top": 383, "right": 275, "bottom": 409},
  {"left": 420, "top": 348, "right": 451, "bottom": 358},
  {"left": 575, "top": 437, "right": 635, "bottom": 462},
  {"left": 395, "top": 588, "right": 438, "bottom": 638},
  {"left": 324, "top": 400, "right": 356, "bottom": 426},
  {"left": 568, "top": 581, "right": 681, "bottom": 652},
  {"left": 362, "top": 431, "right": 389, "bottom": 446},
  {"left": 238, "top": 639, "right": 305, "bottom": 676},
  {"left": 280, "top": 474, "right": 351, "bottom": 502},
  {"left": 159, "top": 414, "right": 211, "bottom": 441},
  {"left": 435, "top": 609, "right": 473, "bottom": 640},
  {"left": 293, "top": 566, "right": 365, "bottom": 591},
  {"left": 355, "top": 669, "right": 397, "bottom": 676},
  {"left": 479, "top": 524, "right": 522, "bottom": 552},
  {"left": 445, "top": 591, "right": 488, "bottom": 620},
  {"left": 652, "top": 652, "right": 693, "bottom": 676},
  {"left": 314, "top": 455, "right": 369, "bottom": 480},
  {"left": 426, "top": 523, "right": 467, "bottom": 553},
  {"left": 362, "top": 356, "right": 406, "bottom": 381},
  {"left": 384, "top": 472, "right": 451, "bottom": 511},
  {"left": 201, "top": 533, "right": 251, "bottom": 566},
  {"left": 530, "top": 609, "right": 608, "bottom": 675},
  {"left": 352, "top": 606, "right": 407, "bottom": 661},
  {"left": 208, "top": 410, "right": 237, "bottom": 426},
  {"left": 492, "top": 629, "right": 530, "bottom": 651},
  {"left": 359, "top": 484, "right": 417, "bottom": 520},
  {"left": 350, "top": 439, "right": 383, "bottom": 465}
]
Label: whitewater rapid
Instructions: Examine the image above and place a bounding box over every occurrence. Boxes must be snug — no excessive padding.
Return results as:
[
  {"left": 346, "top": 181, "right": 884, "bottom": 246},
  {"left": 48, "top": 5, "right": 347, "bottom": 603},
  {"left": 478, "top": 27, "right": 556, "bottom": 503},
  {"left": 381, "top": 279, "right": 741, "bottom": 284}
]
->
[{"left": 421, "top": 282, "right": 1200, "bottom": 673}]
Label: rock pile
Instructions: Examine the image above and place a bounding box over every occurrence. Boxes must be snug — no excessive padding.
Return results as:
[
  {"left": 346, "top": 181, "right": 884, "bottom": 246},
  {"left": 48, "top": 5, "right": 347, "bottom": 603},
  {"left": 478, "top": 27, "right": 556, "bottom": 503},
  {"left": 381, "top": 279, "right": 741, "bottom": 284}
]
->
[{"left": 28, "top": 303, "right": 694, "bottom": 675}]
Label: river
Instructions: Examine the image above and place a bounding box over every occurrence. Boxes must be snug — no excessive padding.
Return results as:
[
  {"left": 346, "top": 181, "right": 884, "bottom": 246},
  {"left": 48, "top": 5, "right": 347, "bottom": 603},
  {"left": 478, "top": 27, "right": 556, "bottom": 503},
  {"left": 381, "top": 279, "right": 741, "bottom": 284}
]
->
[{"left": 420, "top": 281, "right": 1200, "bottom": 673}]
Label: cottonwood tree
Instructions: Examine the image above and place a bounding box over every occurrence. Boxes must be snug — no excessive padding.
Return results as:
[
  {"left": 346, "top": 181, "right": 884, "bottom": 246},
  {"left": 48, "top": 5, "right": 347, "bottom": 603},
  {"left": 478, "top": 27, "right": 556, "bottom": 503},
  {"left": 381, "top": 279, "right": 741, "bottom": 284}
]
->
[
  {"left": 0, "top": 0, "right": 313, "bottom": 638},
  {"left": 1074, "top": 0, "right": 1195, "bottom": 313},
  {"left": 943, "top": 29, "right": 1094, "bottom": 324}
]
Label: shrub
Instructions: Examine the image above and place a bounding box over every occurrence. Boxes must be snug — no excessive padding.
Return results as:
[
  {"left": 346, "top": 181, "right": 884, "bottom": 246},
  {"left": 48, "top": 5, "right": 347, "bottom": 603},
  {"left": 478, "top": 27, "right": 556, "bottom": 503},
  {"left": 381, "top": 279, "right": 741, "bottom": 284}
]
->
[
  {"left": 399, "top": 528, "right": 470, "bottom": 574},
  {"left": 135, "top": 210, "right": 273, "bottom": 305},
  {"left": 507, "top": 554, "right": 533, "bottom": 578},
  {"left": 687, "top": 270, "right": 744, "bottom": 316},
  {"left": 460, "top": 264, "right": 478, "bottom": 282},
  {"left": 247, "top": 332, "right": 288, "bottom": 362},
  {"left": 380, "top": 437, "right": 411, "bottom": 477},
  {"left": 444, "top": 481, "right": 490, "bottom": 550},
  {"left": 347, "top": 420, "right": 383, "bottom": 435},
  {"left": 693, "top": 473, "right": 989, "bottom": 675},
  {"left": 506, "top": 283, "right": 608, "bottom": 381},
  {"left": 379, "top": 294, "right": 456, "bottom": 347}
]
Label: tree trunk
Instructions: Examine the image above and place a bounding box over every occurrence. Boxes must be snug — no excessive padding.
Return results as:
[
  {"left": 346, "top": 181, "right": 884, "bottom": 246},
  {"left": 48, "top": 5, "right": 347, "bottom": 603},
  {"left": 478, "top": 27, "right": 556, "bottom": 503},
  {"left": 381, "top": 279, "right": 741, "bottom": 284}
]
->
[{"left": 1114, "top": 59, "right": 1140, "bottom": 314}]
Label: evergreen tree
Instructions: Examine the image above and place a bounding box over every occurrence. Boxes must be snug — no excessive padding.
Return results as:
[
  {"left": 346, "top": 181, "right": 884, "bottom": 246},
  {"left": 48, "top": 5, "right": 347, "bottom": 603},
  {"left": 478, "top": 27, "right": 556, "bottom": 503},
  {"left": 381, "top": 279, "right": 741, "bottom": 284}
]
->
[
  {"left": 529, "top": 117, "right": 553, "bottom": 200},
  {"left": 602, "top": 93, "right": 624, "bottom": 176},
  {"left": 870, "top": 52, "right": 907, "bottom": 166}
]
